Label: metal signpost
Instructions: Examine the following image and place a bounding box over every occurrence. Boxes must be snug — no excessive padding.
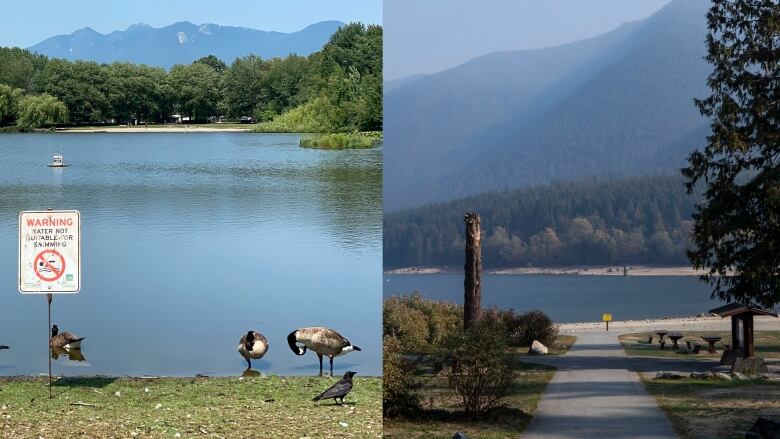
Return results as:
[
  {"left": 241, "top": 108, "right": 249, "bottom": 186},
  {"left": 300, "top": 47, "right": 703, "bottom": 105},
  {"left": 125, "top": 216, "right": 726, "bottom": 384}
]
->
[
  {"left": 602, "top": 313, "right": 612, "bottom": 331},
  {"left": 18, "top": 209, "right": 81, "bottom": 398}
]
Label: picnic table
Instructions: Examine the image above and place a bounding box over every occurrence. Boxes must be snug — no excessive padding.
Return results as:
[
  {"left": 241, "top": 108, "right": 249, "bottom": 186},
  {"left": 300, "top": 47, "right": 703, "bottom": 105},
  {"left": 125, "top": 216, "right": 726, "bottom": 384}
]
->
[
  {"left": 655, "top": 331, "right": 668, "bottom": 342},
  {"left": 701, "top": 336, "right": 722, "bottom": 354},
  {"left": 668, "top": 333, "right": 684, "bottom": 349}
]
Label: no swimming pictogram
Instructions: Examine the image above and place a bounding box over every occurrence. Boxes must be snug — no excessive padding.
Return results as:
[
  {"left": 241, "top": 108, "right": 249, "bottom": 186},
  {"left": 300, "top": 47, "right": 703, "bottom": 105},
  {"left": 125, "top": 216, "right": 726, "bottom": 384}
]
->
[{"left": 34, "top": 249, "right": 66, "bottom": 282}]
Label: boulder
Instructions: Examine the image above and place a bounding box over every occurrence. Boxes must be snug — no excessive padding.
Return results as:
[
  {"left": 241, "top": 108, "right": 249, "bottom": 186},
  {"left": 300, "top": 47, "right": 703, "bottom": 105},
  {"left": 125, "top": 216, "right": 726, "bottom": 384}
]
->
[
  {"left": 732, "top": 357, "right": 769, "bottom": 375},
  {"left": 452, "top": 433, "right": 469, "bottom": 439},
  {"left": 745, "top": 418, "right": 780, "bottom": 439},
  {"left": 529, "top": 340, "right": 549, "bottom": 355},
  {"left": 732, "top": 372, "right": 750, "bottom": 380},
  {"left": 714, "top": 372, "right": 732, "bottom": 380},
  {"left": 720, "top": 349, "right": 742, "bottom": 366},
  {"left": 690, "top": 372, "right": 710, "bottom": 379},
  {"left": 655, "top": 371, "right": 685, "bottom": 380}
]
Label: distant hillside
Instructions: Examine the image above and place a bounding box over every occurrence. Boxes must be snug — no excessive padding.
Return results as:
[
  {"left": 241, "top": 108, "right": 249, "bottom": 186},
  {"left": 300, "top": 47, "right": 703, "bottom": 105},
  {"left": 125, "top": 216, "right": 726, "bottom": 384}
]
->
[
  {"left": 384, "top": 174, "right": 698, "bottom": 269},
  {"left": 28, "top": 21, "right": 343, "bottom": 68},
  {"left": 384, "top": 0, "right": 711, "bottom": 210}
]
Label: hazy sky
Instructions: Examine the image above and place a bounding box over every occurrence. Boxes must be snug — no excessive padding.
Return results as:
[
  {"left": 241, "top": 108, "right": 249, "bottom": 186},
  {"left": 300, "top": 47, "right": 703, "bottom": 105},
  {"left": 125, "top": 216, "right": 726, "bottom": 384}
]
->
[
  {"left": 0, "top": 0, "right": 381, "bottom": 48},
  {"left": 385, "top": 0, "right": 672, "bottom": 81}
]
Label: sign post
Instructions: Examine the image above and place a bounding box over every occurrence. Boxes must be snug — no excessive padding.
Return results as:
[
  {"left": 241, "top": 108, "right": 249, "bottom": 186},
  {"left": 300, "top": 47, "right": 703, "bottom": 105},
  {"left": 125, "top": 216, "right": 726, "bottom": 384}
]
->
[
  {"left": 18, "top": 210, "right": 81, "bottom": 398},
  {"left": 602, "top": 313, "right": 612, "bottom": 331}
]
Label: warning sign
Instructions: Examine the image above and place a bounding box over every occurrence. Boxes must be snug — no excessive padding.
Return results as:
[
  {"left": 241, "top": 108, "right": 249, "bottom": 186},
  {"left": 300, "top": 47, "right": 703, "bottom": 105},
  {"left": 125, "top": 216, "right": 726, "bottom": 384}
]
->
[{"left": 18, "top": 210, "right": 80, "bottom": 293}]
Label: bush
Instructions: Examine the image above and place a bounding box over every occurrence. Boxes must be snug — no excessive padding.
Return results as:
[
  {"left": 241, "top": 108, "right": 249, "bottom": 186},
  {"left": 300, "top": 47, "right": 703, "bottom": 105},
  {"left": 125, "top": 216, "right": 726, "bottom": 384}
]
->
[
  {"left": 383, "top": 335, "right": 421, "bottom": 418},
  {"left": 435, "top": 319, "right": 517, "bottom": 418},
  {"left": 383, "top": 293, "right": 462, "bottom": 353},
  {"left": 487, "top": 308, "right": 558, "bottom": 347}
]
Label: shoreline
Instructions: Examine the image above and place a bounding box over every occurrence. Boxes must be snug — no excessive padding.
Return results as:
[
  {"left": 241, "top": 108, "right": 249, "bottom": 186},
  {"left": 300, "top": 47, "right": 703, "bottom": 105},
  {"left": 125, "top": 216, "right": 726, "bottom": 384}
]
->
[
  {"left": 55, "top": 126, "right": 252, "bottom": 133},
  {"left": 558, "top": 315, "right": 780, "bottom": 334},
  {"left": 385, "top": 265, "right": 707, "bottom": 276}
]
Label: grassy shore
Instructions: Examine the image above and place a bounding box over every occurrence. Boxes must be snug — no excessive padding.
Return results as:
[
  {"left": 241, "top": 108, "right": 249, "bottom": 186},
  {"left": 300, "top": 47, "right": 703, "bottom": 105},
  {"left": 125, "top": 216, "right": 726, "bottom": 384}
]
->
[
  {"left": 300, "top": 132, "right": 383, "bottom": 149},
  {"left": 644, "top": 377, "right": 780, "bottom": 439},
  {"left": 0, "top": 375, "right": 381, "bottom": 438},
  {"left": 620, "top": 331, "right": 780, "bottom": 358}
]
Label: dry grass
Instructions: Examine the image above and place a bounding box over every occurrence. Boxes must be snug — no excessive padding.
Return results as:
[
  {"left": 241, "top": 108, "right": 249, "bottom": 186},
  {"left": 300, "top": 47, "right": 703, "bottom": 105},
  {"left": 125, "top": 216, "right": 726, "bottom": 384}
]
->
[
  {"left": 383, "top": 361, "right": 556, "bottom": 439},
  {"left": 0, "top": 375, "right": 381, "bottom": 438},
  {"left": 644, "top": 377, "right": 780, "bottom": 439}
]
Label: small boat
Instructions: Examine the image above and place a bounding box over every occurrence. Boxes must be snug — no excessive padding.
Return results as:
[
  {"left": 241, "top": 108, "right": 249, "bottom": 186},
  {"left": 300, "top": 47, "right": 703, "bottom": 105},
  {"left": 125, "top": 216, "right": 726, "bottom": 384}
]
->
[{"left": 47, "top": 154, "right": 68, "bottom": 168}]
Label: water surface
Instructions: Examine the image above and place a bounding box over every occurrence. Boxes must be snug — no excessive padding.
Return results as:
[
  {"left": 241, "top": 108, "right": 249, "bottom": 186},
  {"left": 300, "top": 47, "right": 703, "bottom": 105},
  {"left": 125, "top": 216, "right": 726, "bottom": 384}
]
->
[
  {"left": 0, "top": 133, "right": 381, "bottom": 376},
  {"left": 384, "top": 273, "right": 724, "bottom": 323}
]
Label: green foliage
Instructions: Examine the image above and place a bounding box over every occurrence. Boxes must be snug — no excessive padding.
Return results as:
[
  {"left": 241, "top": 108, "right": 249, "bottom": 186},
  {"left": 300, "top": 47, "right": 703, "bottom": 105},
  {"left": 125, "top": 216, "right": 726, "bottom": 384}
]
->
[
  {"left": 0, "top": 83, "right": 23, "bottom": 125},
  {"left": 0, "top": 21, "right": 381, "bottom": 130},
  {"left": 383, "top": 335, "right": 422, "bottom": 418},
  {"left": 16, "top": 93, "right": 68, "bottom": 129},
  {"left": 385, "top": 175, "right": 698, "bottom": 268},
  {"left": 383, "top": 294, "right": 463, "bottom": 353},
  {"left": 253, "top": 97, "right": 336, "bottom": 132},
  {"left": 300, "top": 132, "right": 379, "bottom": 149},
  {"left": 682, "top": 0, "right": 780, "bottom": 308},
  {"left": 168, "top": 62, "right": 220, "bottom": 122},
  {"left": 435, "top": 319, "right": 517, "bottom": 418}
]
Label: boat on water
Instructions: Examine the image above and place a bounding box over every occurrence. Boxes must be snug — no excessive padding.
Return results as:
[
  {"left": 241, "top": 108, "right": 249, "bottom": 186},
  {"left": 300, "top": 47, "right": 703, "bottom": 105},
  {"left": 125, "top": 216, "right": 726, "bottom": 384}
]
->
[{"left": 47, "top": 154, "right": 68, "bottom": 167}]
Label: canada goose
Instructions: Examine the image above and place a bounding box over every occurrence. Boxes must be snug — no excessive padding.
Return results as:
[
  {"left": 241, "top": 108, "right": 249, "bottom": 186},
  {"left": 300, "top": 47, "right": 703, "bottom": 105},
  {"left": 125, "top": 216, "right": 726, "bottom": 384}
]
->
[
  {"left": 313, "top": 371, "right": 356, "bottom": 404},
  {"left": 50, "top": 325, "right": 84, "bottom": 349},
  {"left": 51, "top": 346, "right": 86, "bottom": 362},
  {"left": 287, "top": 327, "right": 361, "bottom": 376},
  {"left": 237, "top": 330, "right": 269, "bottom": 369}
]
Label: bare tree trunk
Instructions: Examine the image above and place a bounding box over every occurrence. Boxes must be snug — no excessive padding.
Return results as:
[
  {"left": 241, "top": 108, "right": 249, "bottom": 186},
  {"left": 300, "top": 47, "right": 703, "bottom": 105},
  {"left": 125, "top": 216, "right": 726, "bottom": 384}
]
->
[{"left": 464, "top": 212, "right": 482, "bottom": 329}]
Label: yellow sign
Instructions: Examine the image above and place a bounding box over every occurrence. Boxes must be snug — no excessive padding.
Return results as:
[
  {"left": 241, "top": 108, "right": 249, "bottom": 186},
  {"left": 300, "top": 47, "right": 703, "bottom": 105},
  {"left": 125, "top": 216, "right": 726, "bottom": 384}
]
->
[{"left": 602, "top": 313, "right": 612, "bottom": 322}]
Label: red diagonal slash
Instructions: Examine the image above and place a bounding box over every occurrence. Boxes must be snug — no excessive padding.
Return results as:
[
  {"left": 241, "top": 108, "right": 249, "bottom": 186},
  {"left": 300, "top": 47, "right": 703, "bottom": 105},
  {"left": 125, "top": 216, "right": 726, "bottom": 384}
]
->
[{"left": 34, "top": 249, "right": 65, "bottom": 282}]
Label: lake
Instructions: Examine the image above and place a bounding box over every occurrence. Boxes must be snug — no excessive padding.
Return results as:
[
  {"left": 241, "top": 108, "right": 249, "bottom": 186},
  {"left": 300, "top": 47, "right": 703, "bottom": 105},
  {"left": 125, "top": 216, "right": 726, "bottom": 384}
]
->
[
  {"left": 384, "top": 274, "right": 725, "bottom": 323},
  {"left": 0, "top": 133, "right": 381, "bottom": 377}
]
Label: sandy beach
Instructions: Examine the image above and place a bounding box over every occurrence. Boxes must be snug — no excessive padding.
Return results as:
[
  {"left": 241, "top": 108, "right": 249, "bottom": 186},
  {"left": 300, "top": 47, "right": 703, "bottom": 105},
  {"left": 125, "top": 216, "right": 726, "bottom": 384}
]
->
[
  {"left": 56, "top": 126, "right": 251, "bottom": 133},
  {"left": 385, "top": 265, "right": 708, "bottom": 276},
  {"left": 558, "top": 314, "right": 780, "bottom": 334}
]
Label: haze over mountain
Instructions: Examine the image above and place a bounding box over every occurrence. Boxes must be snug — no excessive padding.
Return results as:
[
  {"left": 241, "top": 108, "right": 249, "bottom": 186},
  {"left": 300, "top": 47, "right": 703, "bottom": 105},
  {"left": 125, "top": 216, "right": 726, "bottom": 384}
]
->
[
  {"left": 384, "top": 0, "right": 711, "bottom": 210},
  {"left": 27, "top": 21, "right": 344, "bottom": 68}
]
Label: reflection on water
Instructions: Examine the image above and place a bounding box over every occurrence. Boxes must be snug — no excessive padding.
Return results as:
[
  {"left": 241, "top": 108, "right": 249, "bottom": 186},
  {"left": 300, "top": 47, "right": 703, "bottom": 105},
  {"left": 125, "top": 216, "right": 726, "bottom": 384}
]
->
[
  {"left": 0, "top": 133, "right": 382, "bottom": 376},
  {"left": 51, "top": 347, "right": 88, "bottom": 364}
]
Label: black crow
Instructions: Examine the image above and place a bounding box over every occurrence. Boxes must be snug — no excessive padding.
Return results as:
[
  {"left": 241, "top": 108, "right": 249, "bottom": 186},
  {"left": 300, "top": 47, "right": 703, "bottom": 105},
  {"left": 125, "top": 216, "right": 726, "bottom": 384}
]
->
[{"left": 312, "top": 371, "right": 356, "bottom": 404}]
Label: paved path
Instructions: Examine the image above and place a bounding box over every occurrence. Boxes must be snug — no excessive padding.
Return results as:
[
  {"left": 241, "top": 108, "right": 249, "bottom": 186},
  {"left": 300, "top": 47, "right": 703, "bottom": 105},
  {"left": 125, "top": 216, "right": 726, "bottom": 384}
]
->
[{"left": 522, "top": 332, "right": 679, "bottom": 438}]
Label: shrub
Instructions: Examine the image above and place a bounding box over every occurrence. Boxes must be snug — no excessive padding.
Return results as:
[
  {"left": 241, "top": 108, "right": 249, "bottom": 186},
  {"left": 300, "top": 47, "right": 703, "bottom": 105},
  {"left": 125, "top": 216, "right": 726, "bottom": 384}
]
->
[
  {"left": 383, "top": 298, "right": 430, "bottom": 353},
  {"left": 383, "top": 293, "right": 462, "bottom": 353},
  {"left": 435, "top": 319, "right": 517, "bottom": 418},
  {"left": 383, "top": 335, "right": 421, "bottom": 418},
  {"left": 299, "top": 133, "right": 377, "bottom": 149},
  {"left": 487, "top": 308, "right": 558, "bottom": 347}
]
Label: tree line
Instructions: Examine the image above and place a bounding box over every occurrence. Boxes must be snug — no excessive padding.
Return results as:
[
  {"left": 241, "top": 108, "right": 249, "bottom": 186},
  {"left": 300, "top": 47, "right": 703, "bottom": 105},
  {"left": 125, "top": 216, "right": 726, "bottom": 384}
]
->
[
  {"left": 384, "top": 174, "right": 699, "bottom": 268},
  {"left": 0, "top": 22, "right": 381, "bottom": 131}
]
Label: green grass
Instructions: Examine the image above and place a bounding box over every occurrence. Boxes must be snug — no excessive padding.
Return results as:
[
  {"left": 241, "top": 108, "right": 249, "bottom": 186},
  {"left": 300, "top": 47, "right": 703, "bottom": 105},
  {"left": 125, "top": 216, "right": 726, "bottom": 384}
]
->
[
  {"left": 383, "top": 361, "right": 556, "bottom": 439},
  {"left": 300, "top": 132, "right": 383, "bottom": 149},
  {"left": 0, "top": 375, "right": 381, "bottom": 438},
  {"left": 644, "top": 377, "right": 780, "bottom": 439},
  {"left": 620, "top": 331, "right": 780, "bottom": 358},
  {"left": 58, "top": 123, "right": 251, "bottom": 130}
]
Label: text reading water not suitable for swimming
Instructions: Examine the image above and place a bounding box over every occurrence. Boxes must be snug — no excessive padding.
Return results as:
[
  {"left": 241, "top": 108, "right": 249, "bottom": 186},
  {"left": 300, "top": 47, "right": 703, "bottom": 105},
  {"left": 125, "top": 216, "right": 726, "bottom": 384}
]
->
[{"left": 18, "top": 210, "right": 81, "bottom": 293}]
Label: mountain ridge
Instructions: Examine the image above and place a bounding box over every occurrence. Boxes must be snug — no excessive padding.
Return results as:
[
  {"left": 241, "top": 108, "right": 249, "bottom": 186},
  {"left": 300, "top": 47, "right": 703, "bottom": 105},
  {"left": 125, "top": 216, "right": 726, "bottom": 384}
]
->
[
  {"left": 384, "top": 0, "right": 712, "bottom": 210},
  {"left": 27, "top": 20, "right": 345, "bottom": 68}
]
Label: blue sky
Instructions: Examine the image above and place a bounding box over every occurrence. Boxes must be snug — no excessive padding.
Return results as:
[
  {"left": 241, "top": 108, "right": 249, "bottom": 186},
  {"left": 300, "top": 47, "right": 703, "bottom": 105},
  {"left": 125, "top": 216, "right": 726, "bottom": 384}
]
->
[
  {"left": 0, "top": 0, "right": 381, "bottom": 48},
  {"left": 385, "top": 0, "right": 672, "bottom": 81}
]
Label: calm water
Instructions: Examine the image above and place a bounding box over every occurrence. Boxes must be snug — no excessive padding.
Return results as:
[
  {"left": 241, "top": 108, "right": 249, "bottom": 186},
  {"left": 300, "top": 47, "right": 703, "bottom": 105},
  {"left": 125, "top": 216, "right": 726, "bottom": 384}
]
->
[
  {"left": 0, "top": 133, "right": 381, "bottom": 377},
  {"left": 384, "top": 274, "right": 726, "bottom": 323}
]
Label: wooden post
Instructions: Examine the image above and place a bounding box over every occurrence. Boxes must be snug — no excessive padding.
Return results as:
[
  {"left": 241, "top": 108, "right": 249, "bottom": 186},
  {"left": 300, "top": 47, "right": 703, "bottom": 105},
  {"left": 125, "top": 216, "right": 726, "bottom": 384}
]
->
[
  {"left": 744, "top": 313, "right": 754, "bottom": 357},
  {"left": 464, "top": 213, "right": 482, "bottom": 329},
  {"left": 47, "top": 293, "right": 52, "bottom": 399}
]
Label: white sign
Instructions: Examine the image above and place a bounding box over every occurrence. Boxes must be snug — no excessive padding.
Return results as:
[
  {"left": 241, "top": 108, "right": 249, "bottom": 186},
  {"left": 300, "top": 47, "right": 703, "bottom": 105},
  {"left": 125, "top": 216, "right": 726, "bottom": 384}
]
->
[{"left": 18, "top": 210, "right": 81, "bottom": 293}]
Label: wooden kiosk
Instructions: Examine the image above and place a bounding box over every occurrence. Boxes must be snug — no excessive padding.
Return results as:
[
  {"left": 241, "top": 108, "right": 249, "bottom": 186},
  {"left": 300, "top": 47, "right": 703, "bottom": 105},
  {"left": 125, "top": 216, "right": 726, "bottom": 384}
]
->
[{"left": 709, "top": 303, "right": 778, "bottom": 357}]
